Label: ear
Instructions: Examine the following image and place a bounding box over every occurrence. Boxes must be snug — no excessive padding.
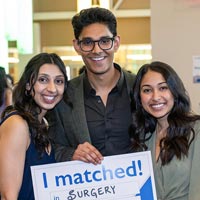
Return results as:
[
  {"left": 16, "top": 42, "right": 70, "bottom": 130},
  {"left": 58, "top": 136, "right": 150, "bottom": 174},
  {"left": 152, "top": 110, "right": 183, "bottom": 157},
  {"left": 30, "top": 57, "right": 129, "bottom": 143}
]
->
[
  {"left": 73, "top": 39, "right": 81, "bottom": 55},
  {"left": 113, "top": 35, "right": 120, "bottom": 52}
]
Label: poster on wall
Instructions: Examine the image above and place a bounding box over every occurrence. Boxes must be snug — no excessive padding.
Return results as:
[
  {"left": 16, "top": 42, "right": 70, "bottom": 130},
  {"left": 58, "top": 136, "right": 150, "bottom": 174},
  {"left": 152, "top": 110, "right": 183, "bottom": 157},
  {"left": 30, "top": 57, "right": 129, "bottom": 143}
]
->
[
  {"left": 31, "top": 151, "right": 157, "bottom": 200},
  {"left": 193, "top": 56, "right": 200, "bottom": 83}
]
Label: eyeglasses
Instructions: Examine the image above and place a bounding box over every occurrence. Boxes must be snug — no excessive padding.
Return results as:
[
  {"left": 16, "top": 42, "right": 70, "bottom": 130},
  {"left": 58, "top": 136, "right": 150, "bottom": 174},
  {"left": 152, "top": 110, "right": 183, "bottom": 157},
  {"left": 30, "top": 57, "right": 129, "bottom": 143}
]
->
[{"left": 78, "top": 37, "right": 115, "bottom": 52}]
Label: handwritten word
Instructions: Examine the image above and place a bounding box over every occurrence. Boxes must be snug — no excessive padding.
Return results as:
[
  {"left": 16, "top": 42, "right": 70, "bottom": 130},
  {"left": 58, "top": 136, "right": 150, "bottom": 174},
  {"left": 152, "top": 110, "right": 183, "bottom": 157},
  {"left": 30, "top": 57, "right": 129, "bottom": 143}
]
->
[{"left": 67, "top": 185, "right": 116, "bottom": 200}]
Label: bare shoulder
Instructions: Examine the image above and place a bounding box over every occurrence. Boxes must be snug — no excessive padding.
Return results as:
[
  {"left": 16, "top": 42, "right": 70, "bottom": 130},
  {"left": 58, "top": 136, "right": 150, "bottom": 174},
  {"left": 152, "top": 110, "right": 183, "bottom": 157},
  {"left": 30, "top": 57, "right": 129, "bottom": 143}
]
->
[{"left": 0, "top": 114, "right": 30, "bottom": 148}]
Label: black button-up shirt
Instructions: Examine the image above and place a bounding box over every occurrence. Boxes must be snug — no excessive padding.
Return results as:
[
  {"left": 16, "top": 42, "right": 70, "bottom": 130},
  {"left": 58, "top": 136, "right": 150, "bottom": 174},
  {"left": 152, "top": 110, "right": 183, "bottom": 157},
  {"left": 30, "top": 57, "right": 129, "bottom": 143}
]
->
[{"left": 84, "top": 64, "right": 132, "bottom": 156}]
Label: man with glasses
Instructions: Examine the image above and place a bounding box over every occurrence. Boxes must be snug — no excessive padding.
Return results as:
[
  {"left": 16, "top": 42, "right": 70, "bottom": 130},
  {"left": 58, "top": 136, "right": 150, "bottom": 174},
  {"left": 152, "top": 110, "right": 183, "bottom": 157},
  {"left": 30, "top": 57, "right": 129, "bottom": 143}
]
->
[{"left": 47, "top": 7, "right": 135, "bottom": 164}]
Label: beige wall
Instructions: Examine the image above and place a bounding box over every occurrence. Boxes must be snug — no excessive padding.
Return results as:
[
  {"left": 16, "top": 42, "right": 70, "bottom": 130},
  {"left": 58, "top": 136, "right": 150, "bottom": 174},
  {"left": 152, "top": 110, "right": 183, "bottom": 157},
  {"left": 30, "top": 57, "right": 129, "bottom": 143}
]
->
[
  {"left": 37, "top": 18, "right": 150, "bottom": 47},
  {"left": 34, "top": 0, "right": 76, "bottom": 12},
  {"left": 39, "top": 20, "right": 73, "bottom": 46},
  {"left": 151, "top": 0, "right": 200, "bottom": 113},
  {"left": 33, "top": 0, "right": 150, "bottom": 47},
  {"left": 118, "top": 18, "right": 150, "bottom": 44}
]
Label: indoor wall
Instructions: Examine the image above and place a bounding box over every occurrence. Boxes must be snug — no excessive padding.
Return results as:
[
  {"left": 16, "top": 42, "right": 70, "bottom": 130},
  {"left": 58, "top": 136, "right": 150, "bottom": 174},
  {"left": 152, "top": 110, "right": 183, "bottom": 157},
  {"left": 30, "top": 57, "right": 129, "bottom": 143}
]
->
[{"left": 151, "top": 0, "right": 200, "bottom": 113}]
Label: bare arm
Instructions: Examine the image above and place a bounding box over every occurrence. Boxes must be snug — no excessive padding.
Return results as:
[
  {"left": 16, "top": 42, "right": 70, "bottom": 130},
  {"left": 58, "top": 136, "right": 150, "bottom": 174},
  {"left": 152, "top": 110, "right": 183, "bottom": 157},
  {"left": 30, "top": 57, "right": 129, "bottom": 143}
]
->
[{"left": 0, "top": 115, "right": 30, "bottom": 200}]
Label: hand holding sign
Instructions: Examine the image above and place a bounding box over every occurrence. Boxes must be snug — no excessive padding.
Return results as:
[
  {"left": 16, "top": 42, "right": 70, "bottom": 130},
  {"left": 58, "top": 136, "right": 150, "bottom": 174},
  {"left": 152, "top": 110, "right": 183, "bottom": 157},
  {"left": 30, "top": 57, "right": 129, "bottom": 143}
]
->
[{"left": 31, "top": 151, "right": 157, "bottom": 200}]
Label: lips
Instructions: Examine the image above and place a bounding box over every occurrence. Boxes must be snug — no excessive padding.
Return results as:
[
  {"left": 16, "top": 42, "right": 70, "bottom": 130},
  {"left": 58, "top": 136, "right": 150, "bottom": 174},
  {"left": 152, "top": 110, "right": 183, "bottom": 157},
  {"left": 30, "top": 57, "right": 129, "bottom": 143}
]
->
[
  {"left": 43, "top": 95, "right": 57, "bottom": 104},
  {"left": 91, "top": 56, "right": 105, "bottom": 61},
  {"left": 150, "top": 103, "right": 165, "bottom": 110}
]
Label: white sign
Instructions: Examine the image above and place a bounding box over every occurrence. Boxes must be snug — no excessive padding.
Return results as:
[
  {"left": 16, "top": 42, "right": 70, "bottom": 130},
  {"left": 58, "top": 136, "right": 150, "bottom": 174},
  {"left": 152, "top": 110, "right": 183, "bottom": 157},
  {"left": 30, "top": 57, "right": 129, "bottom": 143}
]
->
[{"left": 31, "top": 151, "right": 157, "bottom": 200}]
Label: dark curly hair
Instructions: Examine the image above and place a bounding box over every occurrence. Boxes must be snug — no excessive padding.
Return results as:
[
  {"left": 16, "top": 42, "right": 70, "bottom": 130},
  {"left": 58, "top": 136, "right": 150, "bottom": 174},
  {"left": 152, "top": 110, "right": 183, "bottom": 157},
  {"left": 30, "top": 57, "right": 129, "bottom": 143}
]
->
[
  {"left": 130, "top": 61, "right": 200, "bottom": 165},
  {"left": 72, "top": 7, "right": 117, "bottom": 39},
  {"left": 2, "top": 53, "right": 68, "bottom": 157}
]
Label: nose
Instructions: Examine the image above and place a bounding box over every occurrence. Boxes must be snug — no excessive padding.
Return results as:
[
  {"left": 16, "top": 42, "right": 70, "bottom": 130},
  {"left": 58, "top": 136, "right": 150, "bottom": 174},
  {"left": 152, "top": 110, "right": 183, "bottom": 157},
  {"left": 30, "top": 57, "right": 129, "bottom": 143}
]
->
[
  {"left": 152, "top": 90, "right": 161, "bottom": 101},
  {"left": 47, "top": 81, "right": 56, "bottom": 93},
  {"left": 92, "top": 41, "right": 102, "bottom": 53}
]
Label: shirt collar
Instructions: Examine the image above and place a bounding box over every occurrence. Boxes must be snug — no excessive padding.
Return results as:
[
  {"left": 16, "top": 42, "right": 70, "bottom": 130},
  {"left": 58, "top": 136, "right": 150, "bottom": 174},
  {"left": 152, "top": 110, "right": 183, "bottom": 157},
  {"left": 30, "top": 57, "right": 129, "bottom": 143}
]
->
[{"left": 84, "top": 63, "right": 124, "bottom": 98}]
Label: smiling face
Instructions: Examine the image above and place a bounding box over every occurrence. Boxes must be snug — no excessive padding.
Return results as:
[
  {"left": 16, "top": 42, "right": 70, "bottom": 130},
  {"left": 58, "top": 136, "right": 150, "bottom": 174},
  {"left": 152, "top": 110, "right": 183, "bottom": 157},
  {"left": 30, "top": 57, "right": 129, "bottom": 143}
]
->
[
  {"left": 140, "top": 70, "right": 174, "bottom": 121},
  {"left": 28, "top": 63, "right": 65, "bottom": 117},
  {"left": 73, "top": 23, "right": 120, "bottom": 76}
]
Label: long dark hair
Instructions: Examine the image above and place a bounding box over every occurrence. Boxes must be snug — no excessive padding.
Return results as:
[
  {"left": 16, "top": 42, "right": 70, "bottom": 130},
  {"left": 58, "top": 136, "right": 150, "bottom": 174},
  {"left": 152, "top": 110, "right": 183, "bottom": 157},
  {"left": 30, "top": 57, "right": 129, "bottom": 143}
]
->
[
  {"left": 2, "top": 53, "right": 68, "bottom": 156},
  {"left": 130, "top": 61, "right": 200, "bottom": 165}
]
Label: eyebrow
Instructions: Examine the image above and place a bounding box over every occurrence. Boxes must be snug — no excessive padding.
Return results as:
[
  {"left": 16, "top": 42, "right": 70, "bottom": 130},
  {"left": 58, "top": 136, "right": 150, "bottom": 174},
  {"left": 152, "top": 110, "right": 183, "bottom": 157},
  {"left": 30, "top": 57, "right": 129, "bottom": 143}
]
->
[
  {"left": 80, "top": 36, "right": 112, "bottom": 40},
  {"left": 38, "top": 73, "right": 64, "bottom": 77},
  {"left": 141, "top": 81, "right": 167, "bottom": 87}
]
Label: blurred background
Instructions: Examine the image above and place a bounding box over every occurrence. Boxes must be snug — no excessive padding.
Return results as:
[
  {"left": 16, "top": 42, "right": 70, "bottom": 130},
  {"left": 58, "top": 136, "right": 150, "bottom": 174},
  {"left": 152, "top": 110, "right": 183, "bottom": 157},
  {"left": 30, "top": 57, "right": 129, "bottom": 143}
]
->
[
  {"left": 1, "top": 0, "right": 200, "bottom": 113},
  {"left": 0, "top": 0, "right": 151, "bottom": 81}
]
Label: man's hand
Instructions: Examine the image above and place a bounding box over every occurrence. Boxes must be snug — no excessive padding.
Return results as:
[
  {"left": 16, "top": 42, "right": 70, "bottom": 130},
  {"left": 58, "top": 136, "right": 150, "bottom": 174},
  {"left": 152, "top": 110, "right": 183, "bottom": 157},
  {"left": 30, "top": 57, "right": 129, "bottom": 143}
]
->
[{"left": 72, "top": 142, "right": 103, "bottom": 165}]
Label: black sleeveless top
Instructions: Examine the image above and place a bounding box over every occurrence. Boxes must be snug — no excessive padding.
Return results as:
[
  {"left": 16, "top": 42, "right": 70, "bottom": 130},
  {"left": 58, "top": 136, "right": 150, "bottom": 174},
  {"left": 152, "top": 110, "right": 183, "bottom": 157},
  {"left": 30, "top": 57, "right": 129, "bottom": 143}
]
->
[{"left": 0, "top": 112, "right": 56, "bottom": 200}]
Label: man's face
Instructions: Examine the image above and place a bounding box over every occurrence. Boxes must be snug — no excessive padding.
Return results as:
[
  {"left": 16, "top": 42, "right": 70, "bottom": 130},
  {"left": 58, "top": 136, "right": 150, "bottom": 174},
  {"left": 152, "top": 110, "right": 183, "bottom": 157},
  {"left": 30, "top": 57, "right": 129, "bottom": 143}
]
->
[{"left": 73, "top": 23, "right": 120, "bottom": 76}]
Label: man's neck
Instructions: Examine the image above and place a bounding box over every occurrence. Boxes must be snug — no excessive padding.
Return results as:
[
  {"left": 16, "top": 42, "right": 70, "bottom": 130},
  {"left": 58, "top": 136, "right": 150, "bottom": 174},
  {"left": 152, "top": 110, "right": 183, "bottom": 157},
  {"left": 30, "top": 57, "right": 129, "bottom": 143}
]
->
[
  {"left": 87, "top": 67, "right": 120, "bottom": 92},
  {"left": 87, "top": 66, "right": 120, "bottom": 106}
]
